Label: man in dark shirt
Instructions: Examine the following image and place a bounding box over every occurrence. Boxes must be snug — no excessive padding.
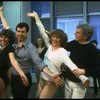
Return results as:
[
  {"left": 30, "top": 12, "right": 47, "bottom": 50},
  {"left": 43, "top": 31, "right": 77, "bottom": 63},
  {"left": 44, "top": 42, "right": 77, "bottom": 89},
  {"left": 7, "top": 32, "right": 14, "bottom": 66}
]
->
[{"left": 64, "top": 24, "right": 100, "bottom": 98}]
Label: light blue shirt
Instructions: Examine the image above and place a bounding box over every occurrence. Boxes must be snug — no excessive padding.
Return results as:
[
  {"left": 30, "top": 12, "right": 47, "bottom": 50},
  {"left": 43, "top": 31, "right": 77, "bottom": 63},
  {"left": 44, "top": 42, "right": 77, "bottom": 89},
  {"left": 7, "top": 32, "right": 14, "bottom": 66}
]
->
[{"left": 11, "top": 39, "right": 46, "bottom": 75}]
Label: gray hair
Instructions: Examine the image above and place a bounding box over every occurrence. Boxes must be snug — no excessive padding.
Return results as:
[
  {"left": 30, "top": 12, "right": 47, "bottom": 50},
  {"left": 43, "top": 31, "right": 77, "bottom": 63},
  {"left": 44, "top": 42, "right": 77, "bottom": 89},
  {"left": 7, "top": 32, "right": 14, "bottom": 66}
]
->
[{"left": 77, "top": 24, "right": 94, "bottom": 41}]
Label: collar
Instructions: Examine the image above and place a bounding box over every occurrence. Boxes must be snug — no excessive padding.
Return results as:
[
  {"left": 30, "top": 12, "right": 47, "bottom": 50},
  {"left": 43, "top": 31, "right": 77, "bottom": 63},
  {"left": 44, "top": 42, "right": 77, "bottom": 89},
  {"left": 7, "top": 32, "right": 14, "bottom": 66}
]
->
[
  {"left": 83, "top": 41, "right": 89, "bottom": 44},
  {"left": 75, "top": 40, "right": 89, "bottom": 45},
  {"left": 13, "top": 39, "right": 29, "bottom": 48}
]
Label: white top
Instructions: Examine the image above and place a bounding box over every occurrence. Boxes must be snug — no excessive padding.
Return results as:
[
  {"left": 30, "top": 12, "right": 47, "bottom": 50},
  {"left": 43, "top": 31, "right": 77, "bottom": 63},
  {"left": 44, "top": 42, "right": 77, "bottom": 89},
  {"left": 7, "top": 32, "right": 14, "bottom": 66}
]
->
[{"left": 36, "top": 20, "right": 78, "bottom": 81}]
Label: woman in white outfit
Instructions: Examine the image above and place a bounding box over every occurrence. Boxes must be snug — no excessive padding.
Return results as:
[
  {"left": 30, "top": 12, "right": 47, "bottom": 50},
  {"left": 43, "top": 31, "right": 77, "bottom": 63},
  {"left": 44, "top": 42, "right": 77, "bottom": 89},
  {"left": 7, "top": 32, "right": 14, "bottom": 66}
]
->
[{"left": 27, "top": 11, "right": 90, "bottom": 99}]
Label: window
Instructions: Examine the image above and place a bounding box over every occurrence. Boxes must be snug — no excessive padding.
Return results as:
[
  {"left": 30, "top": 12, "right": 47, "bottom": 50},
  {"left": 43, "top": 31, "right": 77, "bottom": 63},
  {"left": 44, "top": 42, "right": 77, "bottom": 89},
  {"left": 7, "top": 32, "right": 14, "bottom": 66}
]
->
[
  {"left": 57, "top": 17, "right": 83, "bottom": 42},
  {"left": 89, "top": 16, "right": 100, "bottom": 49},
  {"left": 31, "top": 1, "right": 50, "bottom": 18},
  {"left": 88, "top": 1, "right": 100, "bottom": 14},
  {"left": 55, "top": 1, "right": 83, "bottom": 16}
]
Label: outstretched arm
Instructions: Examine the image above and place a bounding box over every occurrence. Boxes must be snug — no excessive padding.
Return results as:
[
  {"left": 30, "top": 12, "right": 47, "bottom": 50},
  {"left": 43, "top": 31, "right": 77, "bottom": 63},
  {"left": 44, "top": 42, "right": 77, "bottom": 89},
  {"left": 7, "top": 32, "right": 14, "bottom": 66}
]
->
[
  {"left": 63, "top": 50, "right": 85, "bottom": 76},
  {"left": 0, "top": 6, "right": 9, "bottom": 29},
  {"left": 27, "top": 11, "right": 50, "bottom": 48}
]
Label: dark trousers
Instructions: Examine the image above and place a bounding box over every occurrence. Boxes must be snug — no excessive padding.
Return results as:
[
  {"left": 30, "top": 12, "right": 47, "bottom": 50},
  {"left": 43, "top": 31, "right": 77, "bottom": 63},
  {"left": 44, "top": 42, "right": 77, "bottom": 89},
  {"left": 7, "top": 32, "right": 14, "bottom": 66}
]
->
[
  {"left": 93, "top": 76, "right": 100, "bottom": 94},
  {"left": 11, "top": 73, "right": 32, "bottom": 99},
  {"left": 93, "top": 77, "right": 98, "bottom": 94}
]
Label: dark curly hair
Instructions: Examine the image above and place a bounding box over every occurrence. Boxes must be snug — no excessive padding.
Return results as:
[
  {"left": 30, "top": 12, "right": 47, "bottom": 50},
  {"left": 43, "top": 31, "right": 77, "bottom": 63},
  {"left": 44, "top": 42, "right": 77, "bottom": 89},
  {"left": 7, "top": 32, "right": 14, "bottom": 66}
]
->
[{"left": 0, "top": 29, "right": 16, "bottom": 45}]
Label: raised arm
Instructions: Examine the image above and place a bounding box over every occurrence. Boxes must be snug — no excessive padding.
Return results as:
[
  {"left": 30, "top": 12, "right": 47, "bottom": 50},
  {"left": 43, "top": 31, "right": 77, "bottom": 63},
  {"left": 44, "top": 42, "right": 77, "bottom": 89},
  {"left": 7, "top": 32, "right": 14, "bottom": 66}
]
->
[
  {"left": 0, "top": 6, "right": 10, "bottom": 29},
  {"left": 27, "top": 11, "right": 50, "bottom": 47}
]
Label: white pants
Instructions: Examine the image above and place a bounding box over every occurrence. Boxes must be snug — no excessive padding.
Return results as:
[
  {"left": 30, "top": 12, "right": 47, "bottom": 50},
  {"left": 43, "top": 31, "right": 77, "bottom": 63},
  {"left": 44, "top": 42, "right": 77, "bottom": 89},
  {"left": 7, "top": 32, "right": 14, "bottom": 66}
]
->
[{"left": 64, "top": 79, "right": 87, "bottom": 99}]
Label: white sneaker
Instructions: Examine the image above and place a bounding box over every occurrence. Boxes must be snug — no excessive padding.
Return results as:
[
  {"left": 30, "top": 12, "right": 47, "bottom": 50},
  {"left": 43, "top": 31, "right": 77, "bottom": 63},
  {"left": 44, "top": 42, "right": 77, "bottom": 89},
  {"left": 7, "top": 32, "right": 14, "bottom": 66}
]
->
[{"left": 79, "top": 75, "right": 90, "bottom": 88}]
